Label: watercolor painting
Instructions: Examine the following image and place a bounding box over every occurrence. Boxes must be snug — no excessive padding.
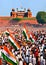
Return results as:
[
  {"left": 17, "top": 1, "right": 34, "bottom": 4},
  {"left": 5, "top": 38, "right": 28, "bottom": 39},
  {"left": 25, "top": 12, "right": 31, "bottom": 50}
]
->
[{"left": 0, "top": 0, "right": 46, "bottom": 65}]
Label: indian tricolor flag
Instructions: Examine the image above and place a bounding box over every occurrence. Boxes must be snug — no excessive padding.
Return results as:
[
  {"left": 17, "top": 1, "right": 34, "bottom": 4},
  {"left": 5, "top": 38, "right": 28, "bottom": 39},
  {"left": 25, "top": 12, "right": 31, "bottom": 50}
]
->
[
  {"left": 22, "top": 25, "right": 30, "bottom": 41},
  {"left": 4, "top": 29, "right": 15, "bottom": 36},
  {"left": 4, "top": 29, "right": 10, "bottom": 36},
  {"left": 3, "top": 46, "right": 16, "bottom": 59},
  {"left": 29, "top": 32, "right": 36, "bottom": 43},
  {"left": 8, "top": 34, "right": 20, "bottom": 50},
  {"left": 1, "top": 50, "right": 18, "bottom": 65},
  {"left": 4, "top": 29, "right": 20, "bottom": 50}
]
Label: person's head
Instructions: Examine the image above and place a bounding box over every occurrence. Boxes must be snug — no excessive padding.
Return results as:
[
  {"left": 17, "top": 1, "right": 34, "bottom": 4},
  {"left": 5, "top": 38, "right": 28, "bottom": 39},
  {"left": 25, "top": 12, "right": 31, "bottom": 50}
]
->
[
  {"left": 44, "top": 49, "right": 46, "bottom": 54},
  {"left": 19, "top": 58, "right": 22, "bottom": 61},
  {"left": 32, "top": 44, "right": 35, "bottom": 48}
]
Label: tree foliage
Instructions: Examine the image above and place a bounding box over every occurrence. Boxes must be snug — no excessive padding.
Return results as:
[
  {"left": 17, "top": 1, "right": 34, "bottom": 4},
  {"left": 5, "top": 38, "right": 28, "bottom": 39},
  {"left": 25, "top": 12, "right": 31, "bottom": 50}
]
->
[{"left": 36, "top": 11, "right": 46, "bottom": 24}]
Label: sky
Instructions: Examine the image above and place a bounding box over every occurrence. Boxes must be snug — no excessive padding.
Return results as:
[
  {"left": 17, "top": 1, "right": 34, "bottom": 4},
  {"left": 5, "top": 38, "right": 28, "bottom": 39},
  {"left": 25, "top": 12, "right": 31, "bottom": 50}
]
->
[{"left": 0, "top": 0, "right": 46, "bottom": 16}]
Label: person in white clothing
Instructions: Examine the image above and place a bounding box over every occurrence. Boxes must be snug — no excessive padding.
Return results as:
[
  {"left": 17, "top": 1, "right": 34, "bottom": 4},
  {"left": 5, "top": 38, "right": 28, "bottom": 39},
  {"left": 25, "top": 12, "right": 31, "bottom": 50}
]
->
[
  {"left": 18, "top": 58, "right": 23, "bottom": 65},
  {"left": 40, "top": 56, "right": 45, "bottom": 65},
  {"left": 29, "top": 63, "right": 33, "bottom": 65},
  {"left": 32, "top": 54, "right": 36, "bottom": 65}
]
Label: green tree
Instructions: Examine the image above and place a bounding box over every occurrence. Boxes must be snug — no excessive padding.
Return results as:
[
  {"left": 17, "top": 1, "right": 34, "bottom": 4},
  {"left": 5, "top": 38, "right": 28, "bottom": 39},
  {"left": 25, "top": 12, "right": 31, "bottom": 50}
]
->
[{"left": 36, "top": 11, "right": 46, "bottom": 24}]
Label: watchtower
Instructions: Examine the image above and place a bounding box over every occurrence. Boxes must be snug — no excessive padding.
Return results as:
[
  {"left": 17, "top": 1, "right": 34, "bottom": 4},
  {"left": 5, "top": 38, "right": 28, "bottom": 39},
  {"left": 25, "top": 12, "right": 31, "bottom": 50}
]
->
[
  {"left": 27, "top": 9, "right": 32, "bottom": 18},
  {"left": 10, "top": 8, "right": 16, "bottom": 18}
]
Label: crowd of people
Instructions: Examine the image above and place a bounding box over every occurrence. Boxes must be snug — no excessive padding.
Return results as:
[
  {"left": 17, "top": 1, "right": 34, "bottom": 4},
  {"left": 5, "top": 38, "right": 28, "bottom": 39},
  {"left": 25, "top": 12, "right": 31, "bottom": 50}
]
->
[{"left": 0, "top": 29, "right": 46, "bottom": 65}]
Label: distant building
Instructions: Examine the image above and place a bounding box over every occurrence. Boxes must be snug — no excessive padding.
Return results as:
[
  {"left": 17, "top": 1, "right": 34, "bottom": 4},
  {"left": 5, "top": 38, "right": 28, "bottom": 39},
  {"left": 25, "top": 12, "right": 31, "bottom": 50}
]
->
[{"left": 10, "top": 8, "right": 32, "bottom": 18}]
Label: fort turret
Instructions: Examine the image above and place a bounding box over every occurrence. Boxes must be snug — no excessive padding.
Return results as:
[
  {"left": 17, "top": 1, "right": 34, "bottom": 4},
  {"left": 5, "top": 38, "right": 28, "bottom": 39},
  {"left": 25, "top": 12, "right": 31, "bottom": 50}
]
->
[
  {"left": 27, "top": 9, "right": 32, "bottom": 18},
  {"left": 10, "top": 8, "right": 16, "bottom": 18}
]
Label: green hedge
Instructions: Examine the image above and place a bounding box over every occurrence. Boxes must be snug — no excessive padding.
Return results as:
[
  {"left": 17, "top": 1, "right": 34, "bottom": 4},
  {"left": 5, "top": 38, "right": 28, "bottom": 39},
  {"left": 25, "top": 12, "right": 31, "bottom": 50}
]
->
[{"left": 12, "top": 17, "right": 36, "bottom": 21}]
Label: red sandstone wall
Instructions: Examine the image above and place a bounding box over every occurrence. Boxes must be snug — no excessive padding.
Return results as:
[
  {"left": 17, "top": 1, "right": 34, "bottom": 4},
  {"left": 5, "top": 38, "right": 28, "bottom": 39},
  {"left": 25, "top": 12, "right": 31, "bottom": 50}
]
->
[
  {"left": 0, "top": 19, "right": 38, "bottom": 26},
  {"left": 0, "top": 16, "right": 38, "bottom": 27},
  {"left": 19, "top": 20, "right": 38, "bottom": 24}
]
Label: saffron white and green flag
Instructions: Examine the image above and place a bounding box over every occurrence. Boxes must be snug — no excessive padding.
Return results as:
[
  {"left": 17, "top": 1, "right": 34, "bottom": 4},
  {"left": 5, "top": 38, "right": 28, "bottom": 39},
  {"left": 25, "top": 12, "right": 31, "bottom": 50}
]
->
[
  {"left": 4, "top": 29, "right": 10, "bottom": 36},
  {"left": 8, "top": 34, "right": 20, "bottom": 50},
  {"left": 22, "top": 25, "right": 35, "bottom": 43},
  {"left": 4, "top": 29, "right": 20, "bottom": 50},
  {"left": 22, "top": 26, "right": 30, "bottom": 42},
  {"left": 29, "top": 33, "right": 35, "bottom": 43},
  {"left": 1, "top": 50, "right": 18, "bottom": 65}
]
